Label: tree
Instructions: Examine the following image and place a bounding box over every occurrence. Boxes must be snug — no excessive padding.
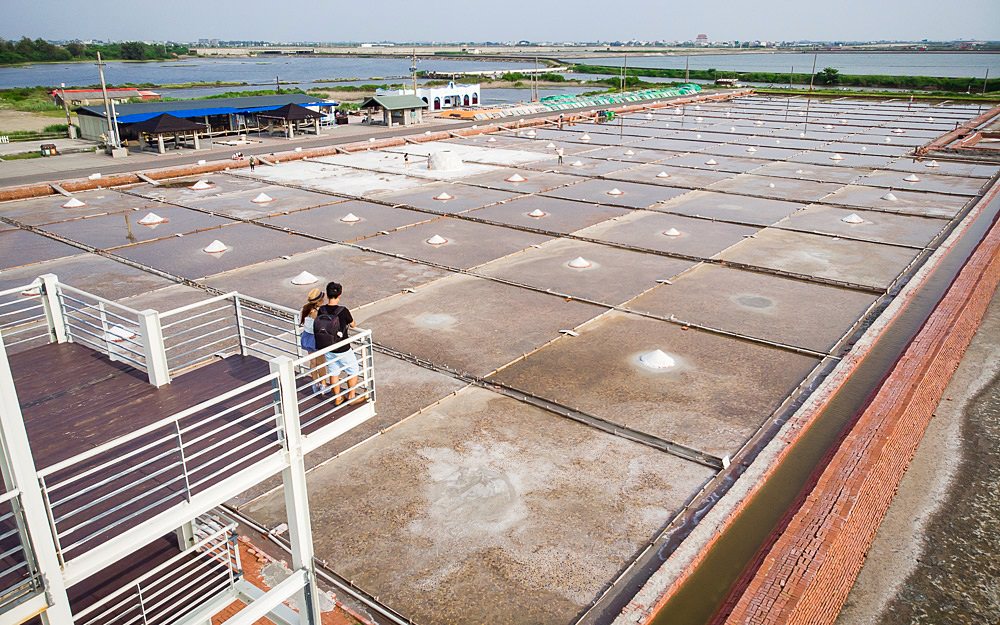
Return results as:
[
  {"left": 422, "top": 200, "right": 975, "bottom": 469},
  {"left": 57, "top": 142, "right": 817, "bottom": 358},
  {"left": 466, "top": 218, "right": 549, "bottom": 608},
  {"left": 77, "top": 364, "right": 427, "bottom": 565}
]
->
[
  {"left": 119, "top": 41, "right": 147, "bottom": 60},
  {"left": 816, "top": 67, "right": 840, "bottom": 85},
  {"left": 66, "top": 41, "right": 86, "bottom": 57}
]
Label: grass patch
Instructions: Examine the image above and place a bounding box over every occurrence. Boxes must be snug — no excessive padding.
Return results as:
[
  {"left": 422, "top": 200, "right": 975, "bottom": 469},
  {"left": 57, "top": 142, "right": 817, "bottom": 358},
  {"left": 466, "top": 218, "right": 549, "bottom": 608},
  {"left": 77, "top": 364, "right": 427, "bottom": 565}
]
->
[
  {"left": 0, "top": 150, "right": 44, "bottom": 160},
  {"left": 571, "top": 63, "right": 1000, "bottom": 92}
]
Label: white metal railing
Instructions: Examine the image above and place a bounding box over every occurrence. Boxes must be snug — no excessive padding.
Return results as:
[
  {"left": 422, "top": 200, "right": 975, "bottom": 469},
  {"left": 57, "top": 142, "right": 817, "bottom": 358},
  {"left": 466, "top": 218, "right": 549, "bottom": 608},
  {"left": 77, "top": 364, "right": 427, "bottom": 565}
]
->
[
  {"left": 71, "top": 520, "right": 241, "bottom": 625},
  {"left": 0, "top": 280, "right": 50, "bottom": 353},
  {"left": 291, "top": 331, "right": 376, "bottom": 433},
  {"left": 35, "top": 372, "right": 283, "bottom": 565},
  {"left": 0, "top": 489, "right": 40, "bottom": 613},
  {"left": 159, "top": 293, "right": 302, "bottom": 377},
  {"left": 56, "top": 284, "right": 148, "bottom": 374}
]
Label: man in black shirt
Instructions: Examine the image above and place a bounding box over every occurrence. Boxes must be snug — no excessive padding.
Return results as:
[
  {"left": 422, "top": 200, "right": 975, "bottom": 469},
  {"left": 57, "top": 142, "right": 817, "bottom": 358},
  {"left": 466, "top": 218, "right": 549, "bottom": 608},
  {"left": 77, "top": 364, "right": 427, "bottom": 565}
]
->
[{"left": 318, "top": 281, "right": 359, "bottom": 405}]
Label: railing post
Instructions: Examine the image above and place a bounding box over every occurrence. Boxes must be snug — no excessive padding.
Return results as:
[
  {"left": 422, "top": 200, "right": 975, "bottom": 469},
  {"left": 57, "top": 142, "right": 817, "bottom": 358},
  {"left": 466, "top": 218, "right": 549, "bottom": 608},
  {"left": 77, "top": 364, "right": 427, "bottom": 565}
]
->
[
  {"left": 0, "top": 331, "right": 74, "bottom": 623},
  {"left": 269, "top": 356, "right": 323, "bottom": 625},
  {"left": 138, "top": 309, "right": 171, "bottom": 387},
  {"left": 38, "top": 274, "right": 66, "bottom": 344},
  {"left": 233, "top": 296, "right": 249, "bottom": 357}
]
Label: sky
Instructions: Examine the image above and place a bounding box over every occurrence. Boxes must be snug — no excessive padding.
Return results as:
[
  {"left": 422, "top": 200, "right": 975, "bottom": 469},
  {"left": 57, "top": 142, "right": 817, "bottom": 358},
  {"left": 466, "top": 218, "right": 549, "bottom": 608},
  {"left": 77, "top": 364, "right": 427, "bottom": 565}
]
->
[{"left": 1, "top": 0, "right": 998, "bottom": 43}]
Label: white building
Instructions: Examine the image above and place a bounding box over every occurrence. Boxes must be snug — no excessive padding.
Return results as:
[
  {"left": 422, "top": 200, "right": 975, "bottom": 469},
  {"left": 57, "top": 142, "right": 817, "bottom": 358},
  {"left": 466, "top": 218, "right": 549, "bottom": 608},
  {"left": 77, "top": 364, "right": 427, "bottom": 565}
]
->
[{"left": 379, "top": 81, "right": 481, "bottom": 111}]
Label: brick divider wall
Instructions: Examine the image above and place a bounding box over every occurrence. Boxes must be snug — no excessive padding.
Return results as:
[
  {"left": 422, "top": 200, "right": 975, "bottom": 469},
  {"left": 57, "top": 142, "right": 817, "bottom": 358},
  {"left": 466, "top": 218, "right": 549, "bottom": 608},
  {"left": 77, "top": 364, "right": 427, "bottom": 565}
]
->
[
  {"left": 619, "top": 180, "right": 1000, "bottom": 624},
  {"left": 915, "top": 104, "right": 1000, "bottom": 156},
  {"left": 720, "top": 185, "right": 1000, "bottom": 624},
  {"left": 0, "top": 89, "right": 753, "bottom": 204}
]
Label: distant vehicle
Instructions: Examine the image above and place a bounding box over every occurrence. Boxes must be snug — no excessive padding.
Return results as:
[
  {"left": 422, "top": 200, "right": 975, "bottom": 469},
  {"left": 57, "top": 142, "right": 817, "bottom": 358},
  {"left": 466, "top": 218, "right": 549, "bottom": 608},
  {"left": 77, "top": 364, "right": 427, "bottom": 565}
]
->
[{"left": 715, "top": 78, "right": 742, "bottom": 87}]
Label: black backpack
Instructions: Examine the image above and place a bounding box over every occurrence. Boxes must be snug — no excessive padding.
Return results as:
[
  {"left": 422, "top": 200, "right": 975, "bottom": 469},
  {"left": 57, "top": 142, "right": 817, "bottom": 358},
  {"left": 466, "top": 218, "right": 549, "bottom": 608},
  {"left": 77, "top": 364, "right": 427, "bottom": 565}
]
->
[{"left": 313, "top": 306, "right": 344, "bottom": 349}]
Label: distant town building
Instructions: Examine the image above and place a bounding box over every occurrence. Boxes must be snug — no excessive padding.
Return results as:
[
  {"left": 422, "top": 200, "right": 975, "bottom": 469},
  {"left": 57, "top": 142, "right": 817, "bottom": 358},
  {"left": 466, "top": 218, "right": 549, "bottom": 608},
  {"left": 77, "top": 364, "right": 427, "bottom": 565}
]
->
[{"left": 695, "top": 34, "right": 709, "bottom": 46}]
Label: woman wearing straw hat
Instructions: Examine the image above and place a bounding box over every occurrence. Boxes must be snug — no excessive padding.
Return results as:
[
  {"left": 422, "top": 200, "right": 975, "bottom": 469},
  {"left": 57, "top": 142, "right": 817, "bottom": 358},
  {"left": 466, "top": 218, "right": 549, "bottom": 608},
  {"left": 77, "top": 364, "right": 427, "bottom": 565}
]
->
[{"left": 299, "top": 287, "right": 329, "bottom": 394}]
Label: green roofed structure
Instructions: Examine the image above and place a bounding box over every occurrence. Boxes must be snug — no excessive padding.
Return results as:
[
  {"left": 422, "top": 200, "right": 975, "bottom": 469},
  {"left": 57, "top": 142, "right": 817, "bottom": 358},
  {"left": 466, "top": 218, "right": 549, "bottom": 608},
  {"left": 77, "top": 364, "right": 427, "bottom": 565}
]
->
[{"left": 359, "top": 95, "right": 429, "bottom": 127}]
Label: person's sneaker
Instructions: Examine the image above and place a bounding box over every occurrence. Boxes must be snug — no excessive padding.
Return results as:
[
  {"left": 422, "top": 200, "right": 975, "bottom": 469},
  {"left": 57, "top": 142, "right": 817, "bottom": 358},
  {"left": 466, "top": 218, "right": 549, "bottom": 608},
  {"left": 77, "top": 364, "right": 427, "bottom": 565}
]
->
[{"left": 311, "top": 383, "right": 322, "bottom": 395}]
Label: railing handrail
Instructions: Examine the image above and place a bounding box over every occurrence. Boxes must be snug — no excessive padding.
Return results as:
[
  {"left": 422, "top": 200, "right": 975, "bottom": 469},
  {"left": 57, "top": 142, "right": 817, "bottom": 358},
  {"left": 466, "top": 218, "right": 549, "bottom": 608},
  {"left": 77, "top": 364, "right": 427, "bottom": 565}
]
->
[
  {"left": 159, "top": 292, "right": 239, "bottom": 319},
  {"left": 70, "top": 522, "right": 236, "bottom": 623},
  {"left": 291, "top": 328, "right": 372, "bottom": 368},
  {"left": 0, "top": 279, "right": 41, "bottom": 300},
  {"left": 0, "top": 488, "right": 21, "bottom": 507},
  {"left": 231, "top": 292, "right": 299, "bottom": 317},
  {"left": 56, "top": 283, "right": 143, "bottom": 316},
  {"left": 37, "top": 371, "right": 280, "bottom": 478}
]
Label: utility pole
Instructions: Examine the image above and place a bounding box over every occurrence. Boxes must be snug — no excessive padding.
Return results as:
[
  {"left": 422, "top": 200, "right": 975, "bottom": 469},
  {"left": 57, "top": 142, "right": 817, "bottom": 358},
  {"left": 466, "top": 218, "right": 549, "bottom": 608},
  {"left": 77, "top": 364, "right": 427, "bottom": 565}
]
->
[
  {"left": 59, "top": 82, "right": 76, "bottom": 138},
  {"left": 789, "top": 66, "right": 794, "bottom": 89},
  {"left": 622, "top": 54, "right": 628, "bottom": 92},
  {"left": 276, "top": 75, "right": 281, "bottom": 94},
  {"left": 684, "top": 54, "right": 689, "bottom": 82},
  {"left": 96, "top": 52, "right": 118, "bottom": 149},
  {"left": 808, "top": 53, "right": 817, "bottom": 92},
  {"left": 410, "top": 48, "right": 418, "bottom": 96},
  {"left": 984, "top": 68, "right": 990, "bottom": 95}
]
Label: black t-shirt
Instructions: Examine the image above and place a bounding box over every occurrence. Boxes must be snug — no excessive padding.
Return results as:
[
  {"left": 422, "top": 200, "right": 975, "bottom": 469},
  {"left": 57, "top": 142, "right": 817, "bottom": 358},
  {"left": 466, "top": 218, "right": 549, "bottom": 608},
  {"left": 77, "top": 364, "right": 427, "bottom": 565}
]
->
[{"left": 317, "top": 304, "right": 354, "bottom": 352}]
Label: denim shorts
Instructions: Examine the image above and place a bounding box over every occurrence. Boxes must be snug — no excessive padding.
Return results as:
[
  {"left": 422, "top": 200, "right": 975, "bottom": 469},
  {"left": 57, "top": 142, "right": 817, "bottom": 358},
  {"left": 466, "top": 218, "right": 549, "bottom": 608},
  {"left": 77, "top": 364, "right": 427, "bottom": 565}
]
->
[{"left": 324, "top": 349, "right": 359, "bottom": 376}]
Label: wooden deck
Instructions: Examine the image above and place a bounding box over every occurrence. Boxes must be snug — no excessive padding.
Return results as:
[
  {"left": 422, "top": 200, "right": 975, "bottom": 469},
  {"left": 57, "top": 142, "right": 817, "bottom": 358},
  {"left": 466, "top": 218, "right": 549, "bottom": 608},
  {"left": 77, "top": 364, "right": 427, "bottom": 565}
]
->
[
  {"left": 10, "top": 342, "right": 271, "bottom": 470},
  {"left": 7, "top": 342, "right": 360, "bottom": 565}
]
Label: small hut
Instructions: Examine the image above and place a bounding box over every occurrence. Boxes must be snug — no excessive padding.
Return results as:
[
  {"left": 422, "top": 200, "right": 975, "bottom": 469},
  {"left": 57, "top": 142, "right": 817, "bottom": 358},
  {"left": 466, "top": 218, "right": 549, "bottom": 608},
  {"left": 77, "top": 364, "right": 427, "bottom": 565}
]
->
[
  {"left": 359, "top": 95, "right": 428, "bottom": 127},
  {"left": 256, "top": 103, "right": 325, "bottom": 138},
  {"left": 126, "top": 113, "right": 207, "bottom": 153}
]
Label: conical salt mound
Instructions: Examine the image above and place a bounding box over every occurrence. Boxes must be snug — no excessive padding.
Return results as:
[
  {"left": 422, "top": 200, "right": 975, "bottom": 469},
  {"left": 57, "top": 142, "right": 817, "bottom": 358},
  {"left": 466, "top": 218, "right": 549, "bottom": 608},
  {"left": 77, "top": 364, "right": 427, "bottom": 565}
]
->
[
  {"left": 486, "top": 137, "right": 497, "bottom": 143},
  {"left": 527, "top": 209, "right": 547, "bottom": 218},
  {"left": 823, "top": 125, "right": 834, "bottom": 130},
  {"left": 694, "top": 105, "right": 701, "bottom": 110},
  {"left": 646, "top": 113, "right": 654, "bottom": 119},
  {"left": 340, "top": 213, "right": 361, "bottom": 223},
  {"left": 203, "top": 240, "right": 228, "bottom": 254},
  {"left": 425, "top": 234, "right": 448, "bottom": 246},
  {"left": 705, "top": 158, "right": 718, "bottom": 165},
  {"left": 640, "top": 349, "right": 676, "bottom": 369},
  {"left": 568, "top": 257, "right": 592, "bottom": 269},
  {"left": 663, "top": 227, "right": 682, "bottom": 237},
  {"left": 892, "top": 128, "right": 905, "bottom": 134},
  {"left": 830, "top": 153, "right": 844, "bottom": 160},
  {"left": 884, "top": 137, "right": 892, "bottom": 143},
  {"left": 882, "top": 191, "right": 898, "bottom": 201},
  {"left": 926, "top": 160, "right": 940, "bottom": 168},
  {"left": 767, "top": 183, "right": 776, "bottom": 188},
  {"left": 606, "top": 188, "right": 624, "bottom": 196},
  {"left": 291, "top": 271, "right": 318, "bottom": 285},
  {"left": 841, "top": 213, "right": 865, "bottom": 224},
  {"left": 190, "top": 180, "right": 213, "bottom": 190},
  {"left": 434, "top": 192, "right": 454, "bottom": 201},
  {"left": 730, "top": 127, "right": 736, "bottom": 132},
  {"left": 251, "top": 193, "right": 273, "bottom": 204},
  {"left": 580, "top": 134, "right": 591, "bottom": 141},
  {"left": 138, "top": 212, "right": 166, "bottom": 225},
  {"left": 505, "top": 173, "right": 527, "bottom": 183},
  {"left": 546, "top": 142, "right": 556, "bottom": 149},
  {"left": 62, "top": 198, "right": 86, "bottom": 208},
  {"left": 624, "top": 149, "right": 635, "bottom": 156},
  {"left": 904, "top": 174, "right": 921, "bottom": 182},
  {"left": 746, "top": 146, "right": 757, "bottom": 153},
  {"left": 525, "top": 129, "right": 536, "bottom": 137},
  {"left": 570, "top": 160, "right": 584, "bottom": 167},
  {"left": 795, "top": 169, "right": 805, "bottom": 174},
  {"left": 656, "top": 171, "right": 671, "bottom": 178}
]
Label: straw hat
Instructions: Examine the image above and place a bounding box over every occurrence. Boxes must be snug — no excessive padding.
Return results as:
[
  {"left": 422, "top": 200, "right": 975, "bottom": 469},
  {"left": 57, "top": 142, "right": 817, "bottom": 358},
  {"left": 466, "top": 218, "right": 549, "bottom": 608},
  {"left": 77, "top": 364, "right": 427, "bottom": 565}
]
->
[{"left": 307, "top": 288, "right": 324, "bottom": 303}]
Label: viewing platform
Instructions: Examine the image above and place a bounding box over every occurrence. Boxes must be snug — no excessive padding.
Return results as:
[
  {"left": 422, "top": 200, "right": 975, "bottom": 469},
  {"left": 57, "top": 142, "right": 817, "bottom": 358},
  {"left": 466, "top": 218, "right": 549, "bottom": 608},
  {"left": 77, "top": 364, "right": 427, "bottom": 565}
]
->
[{"left": 0, "top": 275, "right": 377, "bottom": 624}]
